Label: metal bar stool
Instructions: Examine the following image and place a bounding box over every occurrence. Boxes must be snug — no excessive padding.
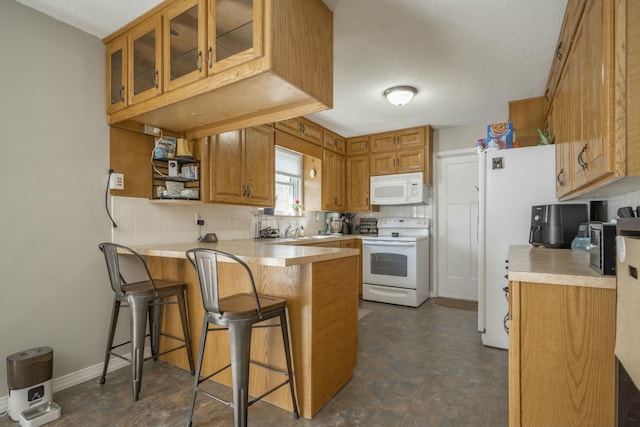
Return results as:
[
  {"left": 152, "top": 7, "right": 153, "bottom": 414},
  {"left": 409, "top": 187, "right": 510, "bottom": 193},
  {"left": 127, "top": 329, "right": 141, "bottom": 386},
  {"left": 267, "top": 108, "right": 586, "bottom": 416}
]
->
[
  {"left": 185, "top": 248, "right": 299, "bottom": 427},
  {"left": 98, "top": 242, "right": 195, "bottom": 401}
]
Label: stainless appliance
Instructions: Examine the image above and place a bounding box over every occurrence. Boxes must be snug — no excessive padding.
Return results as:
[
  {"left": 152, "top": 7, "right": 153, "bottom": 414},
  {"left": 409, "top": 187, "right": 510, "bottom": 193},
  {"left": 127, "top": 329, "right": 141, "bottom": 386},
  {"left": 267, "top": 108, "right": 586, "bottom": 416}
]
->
[
  {"left": 362, "top": 217, "right": 430, "bottom": 307},
  {"left": 529, "top": 204, "right": 588, "bottom": 248},
  {"left": 370, "top": 172, "right": 428, "bottom": 205},
  {"left": 589, "top": 222, "right": 616, "bottom": 275}
]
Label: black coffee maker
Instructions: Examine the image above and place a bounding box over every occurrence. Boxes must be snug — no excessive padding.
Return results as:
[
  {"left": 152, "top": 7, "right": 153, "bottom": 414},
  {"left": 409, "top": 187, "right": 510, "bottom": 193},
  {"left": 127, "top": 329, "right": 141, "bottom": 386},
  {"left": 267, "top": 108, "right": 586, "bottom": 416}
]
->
[{"left": 529, "top": 204, "right": 589, "bottom": 248}]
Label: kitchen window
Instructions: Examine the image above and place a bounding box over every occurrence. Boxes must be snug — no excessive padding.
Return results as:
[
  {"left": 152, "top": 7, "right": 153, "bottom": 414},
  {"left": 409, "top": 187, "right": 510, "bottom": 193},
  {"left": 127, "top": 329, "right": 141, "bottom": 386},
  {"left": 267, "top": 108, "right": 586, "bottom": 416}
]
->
[{"left": 275, "top": 147, "right": 302, "bottom": 213}]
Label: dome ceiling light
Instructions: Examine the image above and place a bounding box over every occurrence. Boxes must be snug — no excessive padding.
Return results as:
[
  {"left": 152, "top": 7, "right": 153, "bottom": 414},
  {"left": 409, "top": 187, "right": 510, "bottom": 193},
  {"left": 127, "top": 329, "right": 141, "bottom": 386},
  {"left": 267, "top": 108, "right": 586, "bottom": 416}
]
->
[{"left": 384, "top": 85, "right": 418, "bottom": 106}]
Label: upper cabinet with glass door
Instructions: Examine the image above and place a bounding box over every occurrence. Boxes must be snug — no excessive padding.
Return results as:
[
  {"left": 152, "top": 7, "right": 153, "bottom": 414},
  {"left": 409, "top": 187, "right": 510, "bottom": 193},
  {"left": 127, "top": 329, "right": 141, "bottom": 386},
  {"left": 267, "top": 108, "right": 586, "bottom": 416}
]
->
[
  {"left": 106, "top": 34, "right": 128, "bottom": 113},
  {"left": 104, "top": 0, "right": 332, "bottom": 137},
  {"left": 163, "top": 0, "right": 261, "bottom": 92},
  {"left": 129, "top": 15, "right": 163, "bottom": 105}
]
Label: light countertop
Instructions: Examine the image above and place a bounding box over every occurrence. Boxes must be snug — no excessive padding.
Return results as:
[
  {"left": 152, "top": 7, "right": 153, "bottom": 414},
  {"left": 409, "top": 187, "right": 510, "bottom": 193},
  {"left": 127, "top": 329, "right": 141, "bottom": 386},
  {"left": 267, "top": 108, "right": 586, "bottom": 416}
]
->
[
  {"left": 129, "top": 237, "right": 359, "bottom": 267},
  {"left": 508, "top": 245, "right": 616, "bottom": 289}
]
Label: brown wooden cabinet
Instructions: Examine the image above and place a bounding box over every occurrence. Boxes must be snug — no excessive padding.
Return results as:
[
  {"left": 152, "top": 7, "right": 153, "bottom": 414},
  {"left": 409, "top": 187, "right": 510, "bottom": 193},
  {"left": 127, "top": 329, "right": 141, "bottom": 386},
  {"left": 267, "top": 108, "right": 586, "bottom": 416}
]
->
[
  {"left": 346, "top": 136, "right": 369, "bottom": 156},
  {"left": 346, "top": 155, "right": 370, "bottom": 211},
  {"left": 129, "top": 15, "right": 163, "bottom": 105},
  {"left": 547, "top": 0, "right": 640, "bottom": 200},
  {"left": 209, "top": 124, "right": 274, "bottom": 206},
  {"left": 106, "top": 34, "right": 128, "bottom": 114},
  {"left": 104, "top": 0, "right": 332, "bottom": 138},
  {"left": 508, "top": 97, "right": 544, "bottom": 147},
  {"left": 275, "top": 117, "right": 323, "bottom": 146},
  {"left": 322, "top": 149, "right": 345, "bottom": 211},
  {"left": 323, "top": 129, "right": 346, "bottom": 154},
  {"left": 304, "top": 239, "right": 362, "bottom": 296},
  {"left": 509, "top": 280, "right": 615, "bottom": 427},
  {"left": 369, "top": 126, "right": 433, "bottom": 184}
]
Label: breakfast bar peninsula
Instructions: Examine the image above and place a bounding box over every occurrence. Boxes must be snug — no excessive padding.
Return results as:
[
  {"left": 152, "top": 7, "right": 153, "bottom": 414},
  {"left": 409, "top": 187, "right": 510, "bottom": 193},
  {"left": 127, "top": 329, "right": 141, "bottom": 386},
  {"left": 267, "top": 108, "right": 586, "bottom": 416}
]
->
[{"left": 128, "top": 239, "right": 359, "bottom": 419}]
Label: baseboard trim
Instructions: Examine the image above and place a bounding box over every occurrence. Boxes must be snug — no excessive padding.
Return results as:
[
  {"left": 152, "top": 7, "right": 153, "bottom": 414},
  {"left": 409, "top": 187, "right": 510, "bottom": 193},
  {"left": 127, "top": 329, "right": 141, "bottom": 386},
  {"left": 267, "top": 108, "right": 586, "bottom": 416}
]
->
[{"left": 0, "top": 349, "right": 150, "bottom": 412}]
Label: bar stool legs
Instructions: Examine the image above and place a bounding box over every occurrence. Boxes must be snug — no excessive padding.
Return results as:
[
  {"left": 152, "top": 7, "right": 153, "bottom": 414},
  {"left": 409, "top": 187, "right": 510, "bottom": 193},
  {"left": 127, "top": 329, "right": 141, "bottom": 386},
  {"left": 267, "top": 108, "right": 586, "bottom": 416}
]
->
[
  {"left": 100, "top": 291, "right": 194, "bottom": 401},
  {"left": 187, "top": 313, "right": 299, "bottom": 427}
]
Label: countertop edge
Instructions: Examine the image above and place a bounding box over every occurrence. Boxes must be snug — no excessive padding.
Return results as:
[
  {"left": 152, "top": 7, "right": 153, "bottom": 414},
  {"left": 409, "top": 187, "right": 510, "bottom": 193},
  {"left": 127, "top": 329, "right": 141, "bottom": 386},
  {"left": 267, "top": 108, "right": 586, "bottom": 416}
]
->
[
  {"left": 508, "top": 245, "right": 616, "bottom": 289},
  {"left": 128, "top": 239, "right": 360, "bottom": 267}
]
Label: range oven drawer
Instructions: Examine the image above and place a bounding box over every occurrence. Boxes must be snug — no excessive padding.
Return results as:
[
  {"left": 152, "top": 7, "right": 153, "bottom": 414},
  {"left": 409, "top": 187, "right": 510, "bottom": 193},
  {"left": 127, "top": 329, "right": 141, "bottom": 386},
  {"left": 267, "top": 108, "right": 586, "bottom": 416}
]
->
[{"left": 363, "top": 284, "right": 419, "bottom": 307}]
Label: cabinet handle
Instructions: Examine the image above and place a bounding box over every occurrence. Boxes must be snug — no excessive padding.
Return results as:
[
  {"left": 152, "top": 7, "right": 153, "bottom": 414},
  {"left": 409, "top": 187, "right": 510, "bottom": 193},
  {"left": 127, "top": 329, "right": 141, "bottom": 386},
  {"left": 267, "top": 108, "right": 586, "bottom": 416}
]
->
[
  {"left": 242, "top": 184, "right": 246, "bottom": 196},
  {"left": 119, "top": 86, "right": 125, "bottom": 102},
  {"left": 301, "top": 123, "right": 306, "bottom": 134},
  {"left": 246, "top": 185, "right": 251, "bottom": 197},
  {"left": 207, "top": 47, "right": 213, "bottom": 68},
  {"left": 365, "top": 140, "right": 368, "bottom": 148},
  {"left": 577, "top": 144, "right": 588, "bottom": 171},
  {"left": 153, "top": 69, "right": 159, "bottom": 88},
  {"left": 556, "top": 41, "right": 563, "bottom": 60},
  {"left": 366, "top": 197, "right": 369, "bottom": 205},
  {"left": 544, "top": 87, "right": 549, "bottom": 101},
  {"left": 196, "top": 51, "right": 202, "bottom": 72},
  {"left": 557, "top": 168, "right": 565, "bottom": 186}
]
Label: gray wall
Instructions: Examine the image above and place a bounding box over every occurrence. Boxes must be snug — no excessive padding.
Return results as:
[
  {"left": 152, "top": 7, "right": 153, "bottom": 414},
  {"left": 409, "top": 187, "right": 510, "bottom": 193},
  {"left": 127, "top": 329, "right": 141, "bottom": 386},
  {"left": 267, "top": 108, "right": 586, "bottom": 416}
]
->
[{"left": 0, "top": 1, "right": 111, "bottom": 397}]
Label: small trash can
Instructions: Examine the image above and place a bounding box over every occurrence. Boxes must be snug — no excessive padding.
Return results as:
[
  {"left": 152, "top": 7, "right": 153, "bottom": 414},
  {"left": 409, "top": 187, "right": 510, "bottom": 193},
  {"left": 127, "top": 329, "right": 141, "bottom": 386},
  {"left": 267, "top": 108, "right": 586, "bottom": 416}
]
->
[{"left": 7, "top": 346, "right": 61, "bottom": 425}]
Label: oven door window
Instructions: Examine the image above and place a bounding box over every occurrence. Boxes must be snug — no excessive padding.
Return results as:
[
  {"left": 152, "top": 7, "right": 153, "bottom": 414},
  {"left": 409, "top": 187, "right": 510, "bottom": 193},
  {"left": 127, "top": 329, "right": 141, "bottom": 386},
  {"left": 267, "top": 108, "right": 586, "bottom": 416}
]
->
[{"left": 370, "top": 253, "right": 407, "bottom": 277}]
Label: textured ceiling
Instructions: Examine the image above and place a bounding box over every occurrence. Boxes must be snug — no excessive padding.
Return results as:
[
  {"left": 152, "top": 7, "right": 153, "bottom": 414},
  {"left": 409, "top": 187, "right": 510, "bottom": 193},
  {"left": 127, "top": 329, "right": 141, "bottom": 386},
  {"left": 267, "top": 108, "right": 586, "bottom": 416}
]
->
[{"left": 14, "top": 0, "right": 567, "bottom": 137}]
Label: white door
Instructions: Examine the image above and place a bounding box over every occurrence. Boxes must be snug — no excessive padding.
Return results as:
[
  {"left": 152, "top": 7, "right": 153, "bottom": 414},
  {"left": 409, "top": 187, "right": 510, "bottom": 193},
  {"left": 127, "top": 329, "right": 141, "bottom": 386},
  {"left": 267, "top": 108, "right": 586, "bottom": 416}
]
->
[{"left": 435, "top": 150, "right": 479, "bottom": 300}]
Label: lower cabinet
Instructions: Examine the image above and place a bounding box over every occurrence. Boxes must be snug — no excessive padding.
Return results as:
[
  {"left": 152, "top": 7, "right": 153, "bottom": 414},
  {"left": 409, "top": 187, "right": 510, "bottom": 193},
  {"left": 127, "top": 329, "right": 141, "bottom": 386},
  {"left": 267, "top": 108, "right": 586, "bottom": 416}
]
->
[
  {"left": 308, "top": 239, "right": 362, "bottom": 296},
  {"left": 509, "top": 280, "right": 615, "bottom": 427}
]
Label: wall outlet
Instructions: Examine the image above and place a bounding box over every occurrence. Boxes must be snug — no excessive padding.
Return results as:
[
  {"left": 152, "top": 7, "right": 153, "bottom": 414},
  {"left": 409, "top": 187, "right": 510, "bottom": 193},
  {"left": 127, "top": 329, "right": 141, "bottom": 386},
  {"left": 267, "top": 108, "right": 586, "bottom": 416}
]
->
[
  {"left": 195, "top": 212, "right": 204, "bottom": 226},
  {"left": 110, "top": 173, "right": 124, "bottom": 190}
]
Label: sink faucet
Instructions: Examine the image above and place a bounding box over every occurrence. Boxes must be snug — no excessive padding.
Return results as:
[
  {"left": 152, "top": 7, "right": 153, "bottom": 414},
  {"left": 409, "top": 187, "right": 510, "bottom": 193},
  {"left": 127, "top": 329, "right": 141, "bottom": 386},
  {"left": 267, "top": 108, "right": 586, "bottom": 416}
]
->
[{"left": 285, "top": 225, "right": 304, "bottom": 238}]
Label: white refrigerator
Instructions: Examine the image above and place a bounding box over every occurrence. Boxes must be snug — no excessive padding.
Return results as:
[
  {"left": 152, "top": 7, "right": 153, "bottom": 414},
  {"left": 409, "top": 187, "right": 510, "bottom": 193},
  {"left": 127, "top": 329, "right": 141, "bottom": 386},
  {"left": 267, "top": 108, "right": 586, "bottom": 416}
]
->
[{"left": 478, "top": 144, "right": 557, "bottom": 349}]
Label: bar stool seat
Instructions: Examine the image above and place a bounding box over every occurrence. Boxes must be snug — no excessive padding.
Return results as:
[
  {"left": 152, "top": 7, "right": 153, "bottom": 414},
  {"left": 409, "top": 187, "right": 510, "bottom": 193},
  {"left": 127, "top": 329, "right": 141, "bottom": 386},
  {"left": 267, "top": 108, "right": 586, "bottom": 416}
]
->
[
  {"left": 98, "top": 242, "right": 195, "bottom": 401},
  {"left": 186, "top": 248, "right": 299, "bottom": 427}
]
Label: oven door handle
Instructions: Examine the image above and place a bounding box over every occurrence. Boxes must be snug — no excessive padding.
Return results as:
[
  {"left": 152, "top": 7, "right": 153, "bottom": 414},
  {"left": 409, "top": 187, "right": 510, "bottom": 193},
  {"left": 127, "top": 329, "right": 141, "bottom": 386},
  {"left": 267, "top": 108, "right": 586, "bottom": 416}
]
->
[{"left": 362, "top": 240, "right": 416, "bottom": 247}]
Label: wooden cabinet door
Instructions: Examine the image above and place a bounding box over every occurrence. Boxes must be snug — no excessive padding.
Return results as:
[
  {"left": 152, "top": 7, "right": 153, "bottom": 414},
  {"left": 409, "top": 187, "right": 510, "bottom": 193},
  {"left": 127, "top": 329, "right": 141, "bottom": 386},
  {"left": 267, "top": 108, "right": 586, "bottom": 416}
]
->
[
  {"left": 334, "top": 152, "right": 346, "bottom": 210},
  {"left": 370, "top": 151, "right": 396, "bottom": 176},
  {"left": 244, "top": 125, "right": 274, "bottom": 206},
  {"left": 370, "top": 131, "right": 397, "bottom": 153},
  {"left": 207, "top": 0, "right": 263, "bottom": 73},
  {"left": 347, "top": 136, "right": 369, "bottom": 155},
  {"left": 323, "top": 130, "right": 346, "bottom": 154},
  {"left": 210, "top": 129, "right": 244, "bottom": 203},
  {"left": 396, "top": 127, "right": 425, "bottom": 149},
  {"left": 129, "top": 15, "right": 162, "bottom": 105},
  {"left": 322, "top": 150, "right": 345, "bottom": 210},
  {"left": 583, "top": 0, "right": 613, "bottom": 184},
  {"left": 509, "top": 281, "right": 615, "bottom": 427},
  {"left": 346, "top": 155, "right": 370, "bottom": 211},
  {"left": 275, "top": 117, "right": 322, "bottom": 146},
  {"left": 106, "top": 35, "right": 128, "bottom": 113},
  {"left": 396, "top": 147, "right": 425, "bottom": 174},
  {"left": 164, "top": 0, "right": 206, "bottom": 92}
]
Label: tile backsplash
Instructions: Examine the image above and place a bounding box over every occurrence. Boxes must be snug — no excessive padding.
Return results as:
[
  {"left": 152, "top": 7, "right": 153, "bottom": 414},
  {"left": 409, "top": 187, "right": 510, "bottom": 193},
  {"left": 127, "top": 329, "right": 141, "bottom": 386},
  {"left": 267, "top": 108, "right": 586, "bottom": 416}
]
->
[
  {"left": 111, "top": 196, "right": 329, "bottom": 245},
  {"left": 604, "top": 188, "right": 640, "bottom": 221}
]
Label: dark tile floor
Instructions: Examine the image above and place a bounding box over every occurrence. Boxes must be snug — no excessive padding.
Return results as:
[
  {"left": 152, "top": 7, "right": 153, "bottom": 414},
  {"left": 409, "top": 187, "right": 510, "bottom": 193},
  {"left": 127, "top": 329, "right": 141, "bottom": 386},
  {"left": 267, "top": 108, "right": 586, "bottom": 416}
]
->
[{"left": 0, "top": 299, "right": 508, "bottom": 427}]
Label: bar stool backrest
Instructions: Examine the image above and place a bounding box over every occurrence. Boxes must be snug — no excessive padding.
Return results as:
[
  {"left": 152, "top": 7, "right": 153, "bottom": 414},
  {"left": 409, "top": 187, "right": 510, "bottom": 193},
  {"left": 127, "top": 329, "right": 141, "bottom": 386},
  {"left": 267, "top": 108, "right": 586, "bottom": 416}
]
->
[
  {"left": 98, "top": 242, "right": 158, "bottom": 297},
  {"left": 186, "top": 248, "right": 263, "bottom": 318}
]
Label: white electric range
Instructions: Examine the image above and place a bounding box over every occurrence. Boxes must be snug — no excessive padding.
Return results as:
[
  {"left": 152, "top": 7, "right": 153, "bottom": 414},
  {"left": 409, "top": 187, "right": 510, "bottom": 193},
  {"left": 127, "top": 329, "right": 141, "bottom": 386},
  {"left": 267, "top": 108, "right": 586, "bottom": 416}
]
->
[{"left": 361, "top": 217, "right": 430, "bottom": 307}]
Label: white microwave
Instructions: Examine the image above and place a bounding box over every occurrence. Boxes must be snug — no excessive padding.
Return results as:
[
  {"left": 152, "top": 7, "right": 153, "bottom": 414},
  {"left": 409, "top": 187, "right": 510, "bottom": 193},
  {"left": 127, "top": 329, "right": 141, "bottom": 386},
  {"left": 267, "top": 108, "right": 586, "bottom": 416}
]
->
[{"left": 370, "top": 172, "right": 428, "bottom": 205}]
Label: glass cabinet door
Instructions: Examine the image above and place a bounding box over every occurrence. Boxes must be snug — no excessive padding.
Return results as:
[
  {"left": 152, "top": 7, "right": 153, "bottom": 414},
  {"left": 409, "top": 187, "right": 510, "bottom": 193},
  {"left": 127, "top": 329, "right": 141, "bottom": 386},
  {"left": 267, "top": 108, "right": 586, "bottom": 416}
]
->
[
  {"left": 164, "top": 0, "right": 206, "bottom": 91},
  {"left": 208, "top": 0, "right": 262, "bottom": 72},
  {"left": 129, "top": 16, "right": 162, "bottom": 104},
  {"left": 106, "top": 35, "right": 127, "bottom": 113}
]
